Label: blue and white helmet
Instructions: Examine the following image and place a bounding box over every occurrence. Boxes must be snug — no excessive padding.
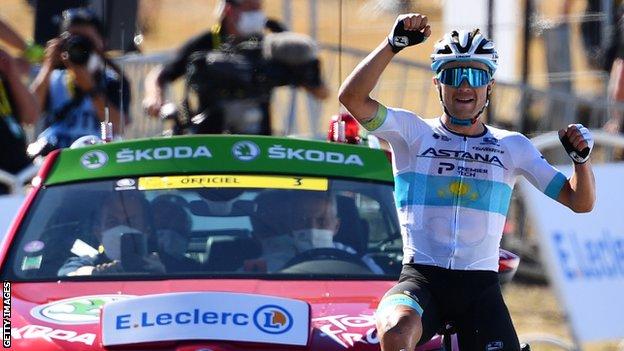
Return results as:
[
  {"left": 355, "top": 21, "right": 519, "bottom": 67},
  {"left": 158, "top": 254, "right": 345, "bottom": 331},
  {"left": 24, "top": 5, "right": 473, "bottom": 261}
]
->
[{"left": 430, "top": 29, "right": 498, "bottom": 74}]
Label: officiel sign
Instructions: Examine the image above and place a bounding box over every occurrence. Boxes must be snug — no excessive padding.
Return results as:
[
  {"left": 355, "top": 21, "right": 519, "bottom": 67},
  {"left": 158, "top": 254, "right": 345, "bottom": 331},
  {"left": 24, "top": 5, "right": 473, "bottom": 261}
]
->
[
  {"left": 519, "top": 163, "right": 624, "bottom": 343},
  {"left": 137, "top": 174, "right": 328, "bottom": 191},
  {"left": 101, "top": 292, "right": 310, "bottom": 347}
]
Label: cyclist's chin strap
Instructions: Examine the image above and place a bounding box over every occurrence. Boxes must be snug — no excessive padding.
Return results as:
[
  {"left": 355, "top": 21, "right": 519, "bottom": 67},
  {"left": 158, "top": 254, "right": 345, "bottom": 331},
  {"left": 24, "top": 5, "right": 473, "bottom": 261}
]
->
[
  {"left": 447, "top": 109, "right": 474, "bottom": 126},
  {"left": 437, "top": 86, "right": 491, "bottom": 126}
]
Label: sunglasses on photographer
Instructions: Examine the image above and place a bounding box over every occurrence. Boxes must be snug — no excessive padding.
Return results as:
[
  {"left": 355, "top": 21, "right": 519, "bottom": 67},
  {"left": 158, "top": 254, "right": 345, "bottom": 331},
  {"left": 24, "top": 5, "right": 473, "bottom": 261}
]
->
[{"left": 437, "top": 67, "right": 492, "bottom": 88}]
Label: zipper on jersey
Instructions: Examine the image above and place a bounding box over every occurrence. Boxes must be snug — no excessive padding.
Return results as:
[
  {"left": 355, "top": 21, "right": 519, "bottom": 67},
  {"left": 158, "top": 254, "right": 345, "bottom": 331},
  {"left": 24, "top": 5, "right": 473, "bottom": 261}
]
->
[{"left": 449, "top": 136, "right": 468, "bottom": 269}]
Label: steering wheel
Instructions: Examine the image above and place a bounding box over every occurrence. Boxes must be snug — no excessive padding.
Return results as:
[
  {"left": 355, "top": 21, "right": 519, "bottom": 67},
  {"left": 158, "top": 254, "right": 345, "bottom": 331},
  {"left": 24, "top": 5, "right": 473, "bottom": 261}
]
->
[{"left": 280, "top": 248, "right": 371, "bottom": 271}]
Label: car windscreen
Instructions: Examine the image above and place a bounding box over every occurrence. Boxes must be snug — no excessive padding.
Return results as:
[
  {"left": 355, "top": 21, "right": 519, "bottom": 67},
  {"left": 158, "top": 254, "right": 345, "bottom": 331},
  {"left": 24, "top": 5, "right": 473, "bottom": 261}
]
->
[{"left": 3, "top": 174, "right": 402, "bottom": 281}]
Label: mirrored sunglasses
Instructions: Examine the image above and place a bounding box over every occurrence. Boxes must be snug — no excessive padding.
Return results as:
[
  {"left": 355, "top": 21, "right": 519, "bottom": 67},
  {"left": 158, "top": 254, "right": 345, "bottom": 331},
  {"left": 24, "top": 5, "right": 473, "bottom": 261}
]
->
[{"left": 437, "top": 67, "right": 492, "bottom": 88}]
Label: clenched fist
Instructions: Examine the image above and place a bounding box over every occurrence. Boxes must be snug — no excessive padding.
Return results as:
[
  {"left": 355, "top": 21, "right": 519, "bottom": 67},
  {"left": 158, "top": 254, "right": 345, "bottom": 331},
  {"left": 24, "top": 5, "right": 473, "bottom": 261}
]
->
[
  {"left": 388, "top": 14, "right": 431, "bottom": 53},
  {"left": 559, "top": 124, "right": 594, "bottom": 164}
]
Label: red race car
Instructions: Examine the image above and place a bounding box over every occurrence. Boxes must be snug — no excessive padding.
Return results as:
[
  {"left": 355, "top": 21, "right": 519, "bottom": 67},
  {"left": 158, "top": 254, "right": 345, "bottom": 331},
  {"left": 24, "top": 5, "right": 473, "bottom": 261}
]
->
[{"left": 1, "top": 134, "right": 517, "bottom": 350}]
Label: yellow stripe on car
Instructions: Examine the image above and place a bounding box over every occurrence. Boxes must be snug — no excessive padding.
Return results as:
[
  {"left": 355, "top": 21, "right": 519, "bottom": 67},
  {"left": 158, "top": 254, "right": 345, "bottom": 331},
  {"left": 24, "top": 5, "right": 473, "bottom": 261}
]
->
[{"left": 138, "top": 174, "right": 329, "bottom": 191}]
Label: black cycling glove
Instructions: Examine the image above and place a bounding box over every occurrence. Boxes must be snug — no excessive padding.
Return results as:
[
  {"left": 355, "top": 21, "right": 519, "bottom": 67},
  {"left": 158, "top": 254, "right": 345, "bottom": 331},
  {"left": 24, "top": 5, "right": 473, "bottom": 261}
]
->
[
  {"left": 559, "top": 124, "right": 594, "bottom": 164},
  {"left": 387, "top": 15, "right": 428, "bottom": 53}
]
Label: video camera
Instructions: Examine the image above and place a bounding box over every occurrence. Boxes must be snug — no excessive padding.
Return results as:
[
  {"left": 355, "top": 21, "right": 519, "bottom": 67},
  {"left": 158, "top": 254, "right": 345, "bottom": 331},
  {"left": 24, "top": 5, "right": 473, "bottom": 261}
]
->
[{"left": 181, "top": 32, "right": 322, "bottom": 134}]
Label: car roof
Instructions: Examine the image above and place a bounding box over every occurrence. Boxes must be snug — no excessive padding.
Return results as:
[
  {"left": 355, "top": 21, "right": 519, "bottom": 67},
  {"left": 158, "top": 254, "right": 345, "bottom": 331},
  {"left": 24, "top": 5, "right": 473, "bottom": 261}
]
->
[{"left": 44, "top": 135, "right": 393, "bottom": 185}]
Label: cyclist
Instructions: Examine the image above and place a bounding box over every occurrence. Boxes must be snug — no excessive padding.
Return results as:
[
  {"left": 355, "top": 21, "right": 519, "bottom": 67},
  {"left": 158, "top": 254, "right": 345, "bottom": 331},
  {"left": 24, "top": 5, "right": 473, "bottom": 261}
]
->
[{"left": 338, "top": 13, "right": 596, "bottom": 351}]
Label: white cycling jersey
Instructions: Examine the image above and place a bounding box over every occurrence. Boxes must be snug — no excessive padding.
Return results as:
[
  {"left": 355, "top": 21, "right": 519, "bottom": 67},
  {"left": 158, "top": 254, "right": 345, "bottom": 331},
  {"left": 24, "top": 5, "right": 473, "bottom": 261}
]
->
[{"left": 367, "top": 105, "right": 567, "bottom": 271}]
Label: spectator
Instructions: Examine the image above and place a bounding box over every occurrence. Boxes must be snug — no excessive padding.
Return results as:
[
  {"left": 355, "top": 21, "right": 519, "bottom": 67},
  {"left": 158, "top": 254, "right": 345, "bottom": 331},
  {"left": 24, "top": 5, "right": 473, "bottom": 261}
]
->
[
  {"left": 581, "top": 1, "right": 624, "bottom": 137},
  {"left": 605, "top": 5, "right": 624, "bottom": 136},
  {"left": 606, "top": 59, "right": 624, "bottom": 135},
  {"left": 0, "top": 47, "right": 40, "bottom": 195},
  {"left": 29, "top": 8, "right": 130, "bottom": 155},
  {"left": 142, "top": 0, "right": 328, "bottom": 135},
  {"left": 58, "top": 191, "right": 164, "bottom": 276}
]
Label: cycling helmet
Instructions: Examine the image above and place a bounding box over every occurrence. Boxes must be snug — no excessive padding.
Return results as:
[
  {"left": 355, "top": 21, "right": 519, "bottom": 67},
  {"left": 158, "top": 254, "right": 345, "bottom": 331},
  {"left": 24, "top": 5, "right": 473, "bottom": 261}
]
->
[{"left": 431, "top": 29, "right": 498, "bottom": 74}]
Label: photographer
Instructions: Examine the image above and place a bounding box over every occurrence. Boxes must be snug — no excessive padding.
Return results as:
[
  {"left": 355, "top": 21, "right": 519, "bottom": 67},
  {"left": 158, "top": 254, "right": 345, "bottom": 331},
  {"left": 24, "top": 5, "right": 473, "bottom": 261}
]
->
[
  {"left": 29, "top": 8, "right": 130, "bottom": 153},
  {"left": 182, "top": 30, "right": 328, "bottom": 134},
  {"left": 143, "top": 0, "right": 328, "bottom": 135}
]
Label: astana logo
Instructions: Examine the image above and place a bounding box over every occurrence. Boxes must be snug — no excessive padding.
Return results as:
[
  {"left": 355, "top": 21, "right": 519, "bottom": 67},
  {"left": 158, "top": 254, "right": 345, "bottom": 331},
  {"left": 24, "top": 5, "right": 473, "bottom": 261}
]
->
[{"left": 232, "top": 141, "right": 260, "bottom": 161}]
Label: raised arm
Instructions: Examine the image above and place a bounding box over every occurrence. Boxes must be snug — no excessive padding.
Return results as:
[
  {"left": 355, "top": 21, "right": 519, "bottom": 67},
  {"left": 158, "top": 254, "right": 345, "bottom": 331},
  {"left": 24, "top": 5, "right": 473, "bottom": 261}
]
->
[
  {"left": 0, "top": 18, "right": 27, "bottom": 51},
  {"left": 339, "top": 14, "right": 430, "bottom": 123},
  {"left": 556, "top": 124, "right": 596, "bottom": 212},
  {"left": 0, "top": 48, "right": 39, "bottom": 124},
  {"left": 338, "top": 40, "right": 395, "bottom": 122},
  {"left": 142, "top": 65, "right": 167, "bottom": 118},
  {"left": 30, "top": 37, "right": 65, "bottom": 108}
]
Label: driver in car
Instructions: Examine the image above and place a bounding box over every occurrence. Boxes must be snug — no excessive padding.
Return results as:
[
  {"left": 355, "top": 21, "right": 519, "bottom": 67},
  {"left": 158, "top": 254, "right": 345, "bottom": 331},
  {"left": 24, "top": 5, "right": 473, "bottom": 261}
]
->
[
  {"left": 58, "top": 191, "right": 165, "bottom": 276},
  {"left": 250, "top": 191, "right": 383, "bottom": 273}
]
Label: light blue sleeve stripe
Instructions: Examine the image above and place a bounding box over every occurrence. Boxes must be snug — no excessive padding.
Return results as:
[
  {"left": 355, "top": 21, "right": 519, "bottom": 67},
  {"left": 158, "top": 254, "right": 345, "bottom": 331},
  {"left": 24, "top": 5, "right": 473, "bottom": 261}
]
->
[
  {"left": 544, "top": 172, "right": 567, "bottom": 200},
  {"left": 394, "top": 172, "right": 513, "bottom": 216},
  {"left": 376, "top": 294, "right": 424, "bottom": 316}
]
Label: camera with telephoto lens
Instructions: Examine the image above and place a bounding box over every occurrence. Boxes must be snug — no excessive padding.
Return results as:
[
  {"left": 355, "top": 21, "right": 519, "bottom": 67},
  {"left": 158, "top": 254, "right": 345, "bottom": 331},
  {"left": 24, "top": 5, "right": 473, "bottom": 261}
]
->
[{"left": 61, "top": 33, "right": 94, "bottom": 65}]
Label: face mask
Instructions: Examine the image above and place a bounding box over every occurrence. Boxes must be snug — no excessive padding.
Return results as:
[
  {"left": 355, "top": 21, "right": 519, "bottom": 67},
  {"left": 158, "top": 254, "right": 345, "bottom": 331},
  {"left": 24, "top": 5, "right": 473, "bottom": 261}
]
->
[
  {"left": 157, "top": 229, "right": 188, "bottom": 257},
  {"left": 237, "top": 10, "right": 266, "bottom": 36},
  {"left": 101, "top": 225, "right": 141, "bottom": 261},
  {"left": 86, "top": 53, "right": 103, "bottom": 73},
  {"left": 292, "top": 229, "right": 334, "bottom": 252}
]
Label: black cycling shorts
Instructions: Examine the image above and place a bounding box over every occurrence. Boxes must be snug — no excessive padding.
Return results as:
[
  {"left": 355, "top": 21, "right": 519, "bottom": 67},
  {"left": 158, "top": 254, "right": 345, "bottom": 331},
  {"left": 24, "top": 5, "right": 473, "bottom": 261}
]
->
[{"left": 378, "top": 263, "right": 520, "bottom": 351}]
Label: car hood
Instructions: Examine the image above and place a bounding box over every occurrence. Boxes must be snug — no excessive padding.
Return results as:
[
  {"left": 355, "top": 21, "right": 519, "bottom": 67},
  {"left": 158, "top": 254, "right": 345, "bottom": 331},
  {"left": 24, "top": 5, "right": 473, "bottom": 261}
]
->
[{"left": 8, "top": 279, "right": 443, "bottom": 350}]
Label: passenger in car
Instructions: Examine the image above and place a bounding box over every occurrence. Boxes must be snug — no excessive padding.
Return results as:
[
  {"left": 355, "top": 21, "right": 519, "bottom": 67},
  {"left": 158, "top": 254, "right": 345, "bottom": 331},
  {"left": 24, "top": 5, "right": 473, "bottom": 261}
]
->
[
  {"left": 58, "top": 191, "right": 165, "bottom": 276},
  {"left": 248, "top": 190, "right": 297, "bottom": 272},
  {"left": 150, "top": 195, "right": 203, "bottom": 272}
]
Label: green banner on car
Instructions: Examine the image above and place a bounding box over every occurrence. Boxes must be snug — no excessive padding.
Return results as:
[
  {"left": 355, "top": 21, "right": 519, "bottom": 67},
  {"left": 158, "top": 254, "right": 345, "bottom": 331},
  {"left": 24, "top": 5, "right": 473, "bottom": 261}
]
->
[{"left": 44, "top": 135, "right": 393, "bottom": 185}]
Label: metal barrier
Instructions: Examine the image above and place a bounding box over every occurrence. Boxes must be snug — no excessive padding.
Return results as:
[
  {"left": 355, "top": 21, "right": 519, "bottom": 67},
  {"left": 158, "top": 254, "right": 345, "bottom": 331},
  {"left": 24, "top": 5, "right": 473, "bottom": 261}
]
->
[
  {"left": 5, "top": 48, "right": 620, "bottom": 193},
  {"left": 113, "top": 44, "right": 624, "bottom": 140},
  {"left": 0, "top": 164, "right": 40, "bottom": 196},
  {"left": 114, "top": 52, "right": 174, "bottom": 139}
]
